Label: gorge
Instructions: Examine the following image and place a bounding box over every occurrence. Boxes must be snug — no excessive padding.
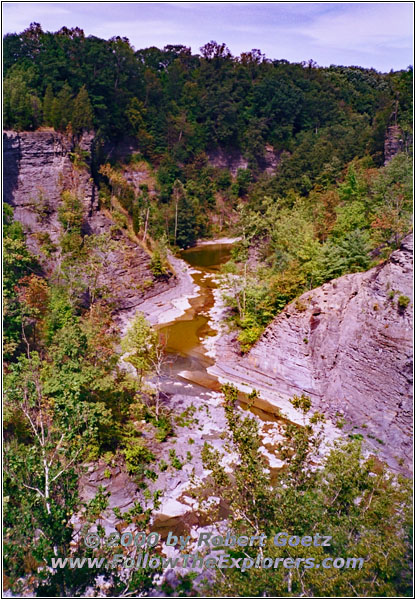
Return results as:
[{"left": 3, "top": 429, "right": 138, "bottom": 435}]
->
[{"left": 3, "top": 26, "right": 413, "bottom": 596}]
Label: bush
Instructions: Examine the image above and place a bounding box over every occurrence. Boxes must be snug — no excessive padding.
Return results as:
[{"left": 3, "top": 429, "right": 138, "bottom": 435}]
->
[
  {"left": 123, "top": 442, "right": 155, "bottom": 475},
  {"left": 237, "top": 316, "right": 263, "bottom": 353},
  {"left": 150, "top": 249, "right": 167, "bottom": 278},
  {"left": 397, "top": 295, "right": 410, "bottom": 310},
  {"left": 169, "top": 449, "right": 183, "bottom": 470},
  {"left": 153, "top": 415, "right": 173, "bottom": 442}
]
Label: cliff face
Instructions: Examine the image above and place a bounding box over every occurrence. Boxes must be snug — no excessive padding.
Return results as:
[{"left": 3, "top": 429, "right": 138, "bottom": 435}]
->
[
  {"left": 3, "top": 130, "right": 174, "bottom": 315},
  {"left": 207, "top": 145, "right": 280, "bottom": 175},
  {"left": 214, "top": 236, "right": 413, "bottom": 471},
  {"left": 384, "top": 125, "right": 405, "bottom": 164}
]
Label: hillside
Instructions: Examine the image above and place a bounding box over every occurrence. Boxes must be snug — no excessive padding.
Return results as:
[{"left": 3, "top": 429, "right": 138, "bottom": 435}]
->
[
  {"left": 2, "top": 23, "right": 413, "bottom": 599},
  {"left": 211, "top": 235, "right": 413, "bottom": 472},
  {"left": 3, "top": 129, "right": 175, "bottom": 317}
]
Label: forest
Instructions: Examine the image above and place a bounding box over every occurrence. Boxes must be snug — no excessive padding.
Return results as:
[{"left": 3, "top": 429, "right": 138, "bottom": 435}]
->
[
  {"left": 3, "top": 23, "right": 413, "bottom": 597},
  {"left": 4, "top": 23, "right": 412, "bottom": 349}
]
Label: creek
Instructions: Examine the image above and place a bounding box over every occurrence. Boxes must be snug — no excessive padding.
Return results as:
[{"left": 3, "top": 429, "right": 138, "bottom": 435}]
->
[
  {"left": 156, "top": 242, "right": 230, "bottom": 394},
  {"left": 155, "top": 243, "right": 282, "bottom": 423}
]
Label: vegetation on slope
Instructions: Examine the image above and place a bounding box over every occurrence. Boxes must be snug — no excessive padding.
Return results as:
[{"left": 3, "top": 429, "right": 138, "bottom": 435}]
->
[
  {"left": 198, "top": 385, "right": 412, "bottom": 597},
  {"left": 222, "top": 152, "right": 412, "bottom": 351},
  {"left": 2, "top": 23, "right": 413, "bottom": 596}
]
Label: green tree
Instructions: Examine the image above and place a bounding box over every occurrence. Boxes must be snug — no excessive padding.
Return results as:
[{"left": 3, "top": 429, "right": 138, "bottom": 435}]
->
[
  {"left": 201, "top": 385, "right": 412, "bottom": 597},
  {"left": 121, "top": 312, "right": 158, "bottom": 384},
  {"left": 72, "top": 85, "right": 94, "bottom": 134},
  {"left": 3, "top": 205, "right": 38, "bottom": 359},
  {"left": 176, "top": 190, "right": 197, "bottom": 249},
  {"left": 42, "top": 83, "right": 54, "bottom": 126},
  {"left": 3, "top": 352, "right": 87, "bottom": 584},
  {"left": 4, "top": 65, "right": 41, "bottom": 130},
  {"left": 150, "top": 247, "right": 167, "bottom": 278},
  {"left": 50, "top": 82, "right": 73, "bottom": 131}
]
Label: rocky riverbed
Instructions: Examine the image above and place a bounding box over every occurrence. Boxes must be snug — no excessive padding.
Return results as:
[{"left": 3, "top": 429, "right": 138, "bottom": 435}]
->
[
  {"left": 78, "top": 235, "right": 412, "bottom": 594},
  {"left": 79, "top": 242, "right": 309, "bottom": 542}
]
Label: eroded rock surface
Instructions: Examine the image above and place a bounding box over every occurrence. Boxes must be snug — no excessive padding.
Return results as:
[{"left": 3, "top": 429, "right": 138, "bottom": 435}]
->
[
  {"left": 384, "top": 125, "right": 405, "bottom": 164},
  {"left": 214, "top": 236, "right": 413, "bottom": 472},
  {"left": 207, "top": 144, "right": 280, "bottom": 175},
  {"left": 3, "top": 130, "right": 174, "bottom": 315}
]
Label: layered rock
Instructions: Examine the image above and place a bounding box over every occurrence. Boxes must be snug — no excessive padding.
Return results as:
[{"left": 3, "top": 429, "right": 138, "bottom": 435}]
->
[
  {"left": 384, "top": 125, "right": 405, "bottom": 164},
  {"left": 213, "top": 236, "right": 413, "bottom": 472},
  {"left": 4, "top": 130, "right": 96, "bottom": 249},
  {"left": 207, "top": 144, "right": 280, "bottom": 175},
  {"left": 3, "top": 129, "right": 174, "bottom": 316}
]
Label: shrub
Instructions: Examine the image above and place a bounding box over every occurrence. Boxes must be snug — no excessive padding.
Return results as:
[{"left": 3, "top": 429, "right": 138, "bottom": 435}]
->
[
  {"left": 112, "top": 211, "right": 128, "bottom": 230},
  {"left": 169, "top": 449, "right": 183, "bottom": 470},
  {"left": 159, "top": 459, "right": 168, "bottom": 472},
  {"left": 123, "top": 442, "right": 155, "bottom": 475},
  {"left": 397, "top": 295, "right": 410, "bottom": 310},
  {"left": 154, "top": 416, "right": 173, "bottom": 442},
  {"left": 237, "top": 316, "right": 263, "bottom": 353},
  {"left": 150, "top": 249, "right": 167, "bottom": 278}
]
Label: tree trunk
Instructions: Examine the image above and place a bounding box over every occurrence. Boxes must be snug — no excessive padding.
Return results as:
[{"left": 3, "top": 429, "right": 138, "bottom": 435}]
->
[
  {"left": 143, "top": 206, "right": 150, "bottom": 243},
  {"left": 174, "top": 200, "right": 178, "bottom": 245}
]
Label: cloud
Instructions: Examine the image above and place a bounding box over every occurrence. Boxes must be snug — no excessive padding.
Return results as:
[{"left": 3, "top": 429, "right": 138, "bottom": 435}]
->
[
  {"left": 292, "top": 3, "right": 412, "bottom": 49},
  {"left": 2, "top": 2, "right": 413, "bottom": 70}
]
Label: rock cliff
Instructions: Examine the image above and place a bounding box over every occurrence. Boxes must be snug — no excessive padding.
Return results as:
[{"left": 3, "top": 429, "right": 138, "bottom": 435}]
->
[
  {"left": 207, "top": 144, "right": 280, "bottom": 175},
  {"left": 213, "top": 236, "right": 413, "bottom": 472},
  {"left": 3, "top": 130, "right": 174, "bottom": 316},
  {"left": 384, "top": 125, "right": 405, "bottom": 164}
]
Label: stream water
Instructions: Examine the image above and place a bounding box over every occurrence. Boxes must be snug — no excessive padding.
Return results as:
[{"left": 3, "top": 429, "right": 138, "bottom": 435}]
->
[
  {"left": 156, "top": 243, "right": 231, "bottom": 395},
  {"left": 156, "top": 243, "right": 281, "bottom": 423}
]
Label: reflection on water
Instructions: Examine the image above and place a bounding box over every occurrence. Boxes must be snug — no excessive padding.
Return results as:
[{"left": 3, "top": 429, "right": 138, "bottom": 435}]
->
[{"left": 181, "top": 243, "right": 232, "bottom": 271}]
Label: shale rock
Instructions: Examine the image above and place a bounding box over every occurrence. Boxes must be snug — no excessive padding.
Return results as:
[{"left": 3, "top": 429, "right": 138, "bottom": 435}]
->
[
  {"left": 215, "top": 236, "right": 413, "bottom": 473},
  {"left": 3, "top": 129, "right": 174, "bottom": 316}
]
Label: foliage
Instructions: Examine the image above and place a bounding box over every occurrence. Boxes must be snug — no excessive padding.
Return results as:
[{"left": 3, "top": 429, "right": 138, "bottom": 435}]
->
[
  {"left": 2, "top": 25, "right": 413, "bottom": 597},
  {"left": 3, "top": 24, "right": 412, "bottom": 175},
  {"left": 169, "top": 448, "right": 184, "bottom": 470},
  {"left": 397, "top": 295, "right": 410, "bottom": 311},
  {"left": 3, "top": 208, "right": 161, "bottom": 595},
  {"left": 121, "top": 312, "right": 159, "bottom": 383},
  {"left": 122, "top": 441, "right": 155, "bottom": 476},
  {"left": 71, "top": 85, "right": 94, "bottom": 134},
  {"left": 221, "top": 152, "right": 412, "bottom": 351},
  {"left": 200, "top": 385, "right": 412, "bottom": 597}
]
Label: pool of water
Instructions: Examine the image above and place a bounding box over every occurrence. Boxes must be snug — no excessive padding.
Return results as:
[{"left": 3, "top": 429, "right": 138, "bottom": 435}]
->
[
  {"left": 157, "top": 243, "right": 232, "bottom": 361},
  {"left": 181, "top": 244, "right": 232, "bottom": 271}
]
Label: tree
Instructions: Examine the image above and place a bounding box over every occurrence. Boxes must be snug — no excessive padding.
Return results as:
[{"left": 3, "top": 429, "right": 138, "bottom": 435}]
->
[
  {"left": 50, "top": 82, "right": 73, "bottom": 131},
  {"left": 126, "top": 97, "right": 154, "bottom": 154},
  {"left": 42, "top": 84, "right": 54, "bottom": 126},
  {"left": 3, "top": 205, "right": 38, "bottom": 359},
  {"left": 4, "top": 65, "right": 41, "bottom": 130},
  {"left": 121, "top": 312, "right": 158, "bottom": 384},
  {"left": 150, "top": 247, "right": 167, "bottom": 278},
  {"left": 200, "top": 385, "right": 412, "bottom": 597},
  {"left": 370, "top": 152, "right": 413, "bottom": 247},
  {"left": 200, "top": 40, "right": 232, "bottom": 61},
  {"left": 175, "top": 187, "right": 197, "bottom": 249},
  {"left": 72, "top": 85, "right": 94, "bottom": 134},
  {"left": 3, "top": 352, "right": 86, "bottom": 583},
  {"left": 172, "top": 179, "right": 184, "bottom": 245}
]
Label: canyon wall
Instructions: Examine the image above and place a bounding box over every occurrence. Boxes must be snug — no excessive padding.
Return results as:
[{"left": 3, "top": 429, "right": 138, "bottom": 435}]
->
[
  {"left": 207, "top": 144, "right": 280, "bottom": 175},
  {"left": 3, "top": 130, "right": 174, "bottom": 315},
  {"left": 214, "top": 236, "right": 413, "bottom": 472}
]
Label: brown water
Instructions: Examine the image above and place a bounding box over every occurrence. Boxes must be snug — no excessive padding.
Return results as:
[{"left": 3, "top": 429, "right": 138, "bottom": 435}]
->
[
  {"left": 156, "top": 243, "right": 282, "bottom": 424},
  {"left": 158, "top": 244, "right": 231, "bottom": 355},
  {"left": 156, "top": 243, "right": 231, "bottom": 394}
]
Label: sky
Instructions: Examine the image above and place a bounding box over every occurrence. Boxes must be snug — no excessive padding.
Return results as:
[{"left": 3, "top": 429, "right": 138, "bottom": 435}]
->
[{"left": 2, "top": 2, "right": 414, "bottom": 72}]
